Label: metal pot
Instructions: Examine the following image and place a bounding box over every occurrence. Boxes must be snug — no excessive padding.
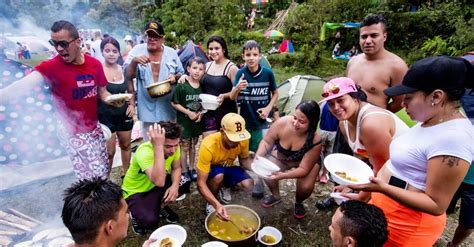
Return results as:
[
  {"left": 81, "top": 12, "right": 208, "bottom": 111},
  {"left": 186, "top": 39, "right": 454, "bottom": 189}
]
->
[
  {"left": 146, "top": 79, "right": 172, "bottom": 98},
  {"left": 205, "top": 205, "right": 260, "bottom": 247}
]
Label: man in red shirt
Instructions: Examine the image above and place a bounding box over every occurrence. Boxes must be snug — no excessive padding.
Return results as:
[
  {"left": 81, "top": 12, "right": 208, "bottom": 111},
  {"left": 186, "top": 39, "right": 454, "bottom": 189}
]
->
[{"left": 0, "top": 20, "right": 118, "bottom": 180}]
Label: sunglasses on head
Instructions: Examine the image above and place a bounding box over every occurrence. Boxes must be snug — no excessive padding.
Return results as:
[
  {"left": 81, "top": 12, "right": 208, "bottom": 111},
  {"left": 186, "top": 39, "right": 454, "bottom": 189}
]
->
[
  {"left": 48, "top": 39, "right": 76, "bottom": 49},
  {"left": 321, "top": 84, "right": 341, "bottom": 98}
]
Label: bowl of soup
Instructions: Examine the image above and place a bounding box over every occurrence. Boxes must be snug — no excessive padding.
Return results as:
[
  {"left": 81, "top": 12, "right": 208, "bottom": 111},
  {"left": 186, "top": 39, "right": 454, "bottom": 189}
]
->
[
  {"left": 205, "top": 205, "right": 260, "bottom": 245},
  {"left": 324, "top": 153, "right": 374, "bottom": 186},
  {"left": 257, "top": 226, "right": 282, "bottom": 246}
]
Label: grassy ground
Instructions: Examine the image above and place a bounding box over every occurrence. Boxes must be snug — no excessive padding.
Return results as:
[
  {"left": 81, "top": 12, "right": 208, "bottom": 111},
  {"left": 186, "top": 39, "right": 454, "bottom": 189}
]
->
[{"left": 108, "top": 167, "right": 473, "bottom": 247}]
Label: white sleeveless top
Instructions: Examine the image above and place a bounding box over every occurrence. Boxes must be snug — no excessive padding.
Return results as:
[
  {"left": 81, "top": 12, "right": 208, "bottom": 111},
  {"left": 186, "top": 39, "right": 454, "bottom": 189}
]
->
[{"left": 343, "top": 103, "right": 409, "bottom": 158}]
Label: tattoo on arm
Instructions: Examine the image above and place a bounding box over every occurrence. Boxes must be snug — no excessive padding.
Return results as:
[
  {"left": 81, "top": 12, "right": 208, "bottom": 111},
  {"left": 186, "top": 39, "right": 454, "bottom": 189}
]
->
[{"left": 442, "top": 155, "right": 460, "bottom": 168}]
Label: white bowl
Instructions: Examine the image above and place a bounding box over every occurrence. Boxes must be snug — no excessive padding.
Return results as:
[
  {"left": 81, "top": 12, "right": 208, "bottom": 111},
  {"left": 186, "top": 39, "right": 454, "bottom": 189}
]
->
[
  {"left": 330, "top": 192, "right": 358, "bottom": 205},
  {"left": 257, "top": 226, "right": 282, "bottom": 246},
  {"left": 201, "top": 241, "right": 228, "bottom": 247},
  {"left": 324, "top": 153, "right": 374, "bottom": 185},
  {"left": 199, "top": 94, "right": 220, "bottom": 110},
  {"left": 105, "top": 93, "right": 132, "bottom": 104},
  {"left": 100, "top": 123, "right": 112, "bottom": 141},
  {"left": 149, "top": 224, "right": 187, "bottom": 247},
  {"left": 251, "top": 157, "right": 280, "bottom": 178}
]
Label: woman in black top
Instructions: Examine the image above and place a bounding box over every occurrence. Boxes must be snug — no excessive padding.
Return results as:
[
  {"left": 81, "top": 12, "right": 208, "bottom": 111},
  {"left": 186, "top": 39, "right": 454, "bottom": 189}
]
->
[
  {"left": 254, "top": 101, "right": 322, "bottom": 219},
  {"left": 98, "top": 37, "right": 134, "bottom": 175},
  {"left": 179, "top": 36, "right": 238, "bottom": 137}
]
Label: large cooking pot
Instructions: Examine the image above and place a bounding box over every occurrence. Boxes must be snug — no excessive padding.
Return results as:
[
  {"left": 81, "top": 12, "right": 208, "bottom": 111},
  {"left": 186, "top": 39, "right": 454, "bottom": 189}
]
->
[
  {"left": 205, "top": 205, "right": 261, "bottom": 247},
  {"left": 146, "top": 79, "right": 172, "bottom": 98}
]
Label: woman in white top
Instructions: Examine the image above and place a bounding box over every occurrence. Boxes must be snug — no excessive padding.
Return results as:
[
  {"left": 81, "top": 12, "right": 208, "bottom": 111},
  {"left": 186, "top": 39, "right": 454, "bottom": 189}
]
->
[
  {"left": 348, "top": 56, "right": 474, "bottom": 246},
  {"left": 320, "top": 77, "right": 409, "bottom": 174}
]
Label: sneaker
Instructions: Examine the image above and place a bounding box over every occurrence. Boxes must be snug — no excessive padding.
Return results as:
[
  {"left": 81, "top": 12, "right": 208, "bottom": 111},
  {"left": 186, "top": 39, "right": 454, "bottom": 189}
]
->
[
  {"left": 182, "top": 171, "right": 191, "bottom": 181},
  {"left": 293, "top": 203, "right": 306, "bottom": 219},
  {"left": 129, "top": 212, "right": 147, "bottom": 235},
  {"left": 315, "top": 197, "right": 337, "bottom": 210},
  {"left": 190, "top": 169, "right": 198, "bottom": 182},
  {"left": 218, "top": 187, "right": 232, "bottom": 204},
  {"left": 252, "top": 177, "right": 265, "bottom": 199},
  {"left": 206, "top": 203, "right": 216, "bottom": 215},
  {"left": 261, "top": 195, "right": 282, "bottom": 208},
  {"left": 159, "top": 206, "right": 179, "bottom": 223}
]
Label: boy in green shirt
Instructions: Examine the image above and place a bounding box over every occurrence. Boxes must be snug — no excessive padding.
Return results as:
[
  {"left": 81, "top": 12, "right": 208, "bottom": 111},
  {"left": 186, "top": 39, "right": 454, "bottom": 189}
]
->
[{"left": 171, "top": 57, "right": 206, "bottom": 181}]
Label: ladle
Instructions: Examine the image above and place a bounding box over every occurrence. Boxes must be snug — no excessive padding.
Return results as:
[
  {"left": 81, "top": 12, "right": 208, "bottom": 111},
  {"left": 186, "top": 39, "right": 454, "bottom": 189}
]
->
[{"left": 228, "top": 218, "right": 245, "bottom": 234}]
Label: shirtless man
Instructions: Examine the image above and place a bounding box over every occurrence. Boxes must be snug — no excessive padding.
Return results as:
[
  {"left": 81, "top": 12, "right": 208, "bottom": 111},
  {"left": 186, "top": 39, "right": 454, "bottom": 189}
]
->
[{"left": 346, "top": 14, "right": 408, "bottom": 113}]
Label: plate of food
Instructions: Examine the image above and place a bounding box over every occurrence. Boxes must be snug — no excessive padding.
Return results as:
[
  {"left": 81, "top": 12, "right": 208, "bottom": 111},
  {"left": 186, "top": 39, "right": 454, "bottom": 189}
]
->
[
  {"left": 149, "top": 224, "right": 187, "bottom": 247},
  {"left": 324, "top": 153, "right": 373, "bottom": 185},
  {"left": 105, "top": 93, "right": 132, "bottom": 105}
]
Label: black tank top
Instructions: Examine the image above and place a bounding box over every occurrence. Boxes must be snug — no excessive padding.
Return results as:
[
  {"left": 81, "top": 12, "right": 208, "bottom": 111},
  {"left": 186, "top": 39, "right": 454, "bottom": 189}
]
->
[{"left": 201, "top": 61, "right": 237, "bottom": 115}]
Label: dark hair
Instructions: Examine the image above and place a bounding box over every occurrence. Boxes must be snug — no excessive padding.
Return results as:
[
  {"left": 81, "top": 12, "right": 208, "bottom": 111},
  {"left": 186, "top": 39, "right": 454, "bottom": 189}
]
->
[
  {"left": 348, "top": 84, "right": 368, "bottom": 102},
  {"left": 157, "top": 121, "right": 182, "bottom": 139},
  {"left": 100, "top": 36, "right": 120, "bottom": 52},
  {"left": 207, "top": 36, "right": 229, "bottom": 59},
  {"left": 242, "top": 40, "right": 261, "bottom": 54},
  {"left": 339, "top": 200, "right": 388, "bottom": 247},
  {"left": 61, "top": 178, "right": 123, "bottom": 244},
  {"left": 361, "top": 14, "right": 387, "bottom": 32},
  {"left": 283, "top": 101, "right": 320, "bottom": 161},
  {"left": 186, "top": 57, "right": 206, "bottom": 68},
  {"left": 51, "top": 20, "right": 79, "bottom": 39}
]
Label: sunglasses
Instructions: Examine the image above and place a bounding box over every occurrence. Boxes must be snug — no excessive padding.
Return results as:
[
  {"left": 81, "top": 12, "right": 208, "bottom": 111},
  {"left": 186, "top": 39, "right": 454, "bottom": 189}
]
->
[
  {"left": 144, "top": 34, "right": 163, "bottom": 41},
  {"left": 48, "top": 39, "right": 76, "bottom": 49},
  {"left": 321, "top": 84, "right": 341, "bottom": 98}
]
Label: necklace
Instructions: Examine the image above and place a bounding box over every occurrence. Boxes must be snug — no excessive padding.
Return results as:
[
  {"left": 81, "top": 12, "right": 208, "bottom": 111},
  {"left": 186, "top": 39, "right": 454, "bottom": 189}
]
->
[{"left": 423, "top": 110, "right": 459, "bottom": 127}]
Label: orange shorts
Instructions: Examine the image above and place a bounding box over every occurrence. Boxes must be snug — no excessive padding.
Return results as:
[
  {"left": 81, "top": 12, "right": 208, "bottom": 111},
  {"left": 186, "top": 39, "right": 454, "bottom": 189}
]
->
[{"left": 370, "top": 192, "right": 446, "bottom": 246}]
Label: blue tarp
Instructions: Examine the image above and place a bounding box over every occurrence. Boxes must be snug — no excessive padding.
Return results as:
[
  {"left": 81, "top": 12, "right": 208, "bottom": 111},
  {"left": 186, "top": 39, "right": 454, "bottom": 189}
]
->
[{"left": 177, "top": 40, "right": 209, "bottom": 69}]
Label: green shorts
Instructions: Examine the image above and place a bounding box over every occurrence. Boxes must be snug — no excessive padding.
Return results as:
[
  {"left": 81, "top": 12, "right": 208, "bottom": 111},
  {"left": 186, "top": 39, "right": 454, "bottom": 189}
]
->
[{"left": 249, "top": 129, "right": 264, "bottom": 152}]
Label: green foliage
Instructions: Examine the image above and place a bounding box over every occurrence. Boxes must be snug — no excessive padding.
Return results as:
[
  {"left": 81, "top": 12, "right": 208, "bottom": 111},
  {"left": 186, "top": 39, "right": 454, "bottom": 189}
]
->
[
  {"left": 421, "top": 36, "right": 458, "bottom": 57},
  {"left": 145, "top": 0, "right": 246, "bottom": 46}
]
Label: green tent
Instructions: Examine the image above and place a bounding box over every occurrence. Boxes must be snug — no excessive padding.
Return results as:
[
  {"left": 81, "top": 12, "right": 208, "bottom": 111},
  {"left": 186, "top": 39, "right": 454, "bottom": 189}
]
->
[
  {"left": 276, "top": 75, "right": 326, "bottom": 116},
  {"left": 259, "top": 55, "right": 272, "bottom": 70},
  {"left": 320, "top": 22, "right": 360, "bottom": 41}
]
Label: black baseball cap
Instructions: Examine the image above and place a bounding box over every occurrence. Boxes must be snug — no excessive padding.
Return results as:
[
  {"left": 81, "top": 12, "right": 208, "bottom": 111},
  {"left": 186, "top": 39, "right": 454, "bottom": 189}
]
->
[
  {"left": 384, "top": 56, "right": 473, "bottom": 97},
  {"left": 144, "top": 21, "right": 164, "bottom": 36}
]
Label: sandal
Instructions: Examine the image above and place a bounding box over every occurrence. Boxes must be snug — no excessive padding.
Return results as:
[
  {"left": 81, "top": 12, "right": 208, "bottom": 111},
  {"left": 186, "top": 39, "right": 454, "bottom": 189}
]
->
[
  {"left": 261, "top": 195, "right": 282, "bottom": 208},
  {"left": 319, "top": 174, "right": 328, "bottom": 184}
]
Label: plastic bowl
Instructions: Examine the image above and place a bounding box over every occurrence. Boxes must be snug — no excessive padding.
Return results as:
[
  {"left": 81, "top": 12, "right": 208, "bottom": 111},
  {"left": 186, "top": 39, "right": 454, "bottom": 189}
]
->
[
  {"left": 257, "top": 226, "right": 282, "bottom": 246},
  {"left": 324, "top": 153, "right": 374, "bottom": 186},
  {"left": 149, "top": 224, "right": 187, "bottom": 247},
  {"left": 105, "top": 93, "right": 132, "bottom": 105},
  {"left": 201, "top": 241, "right": 228, "bottom": 247},
  {"left": 199, "top": 94, "right": 220, "bottom": 110},
  {"left": 100, "top": 123, "right": 112, "bottom": 141},
  {"left": 330, "top": 192, "right": 358, "bottom": 205},
  {"left": 251, "top": 156, "right": 280, "bottom": 177}
]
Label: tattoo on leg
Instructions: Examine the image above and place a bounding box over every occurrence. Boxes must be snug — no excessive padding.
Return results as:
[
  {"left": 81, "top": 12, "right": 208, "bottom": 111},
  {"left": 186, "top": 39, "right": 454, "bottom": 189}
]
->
[{"left": 442, "top": 155, "right": 460, "bottom": 168}]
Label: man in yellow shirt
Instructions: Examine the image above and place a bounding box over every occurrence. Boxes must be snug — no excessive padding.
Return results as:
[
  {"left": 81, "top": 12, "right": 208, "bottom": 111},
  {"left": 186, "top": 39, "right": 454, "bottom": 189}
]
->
[{"left": 196, "top": 113, "right": 253, "bottom": 220}]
